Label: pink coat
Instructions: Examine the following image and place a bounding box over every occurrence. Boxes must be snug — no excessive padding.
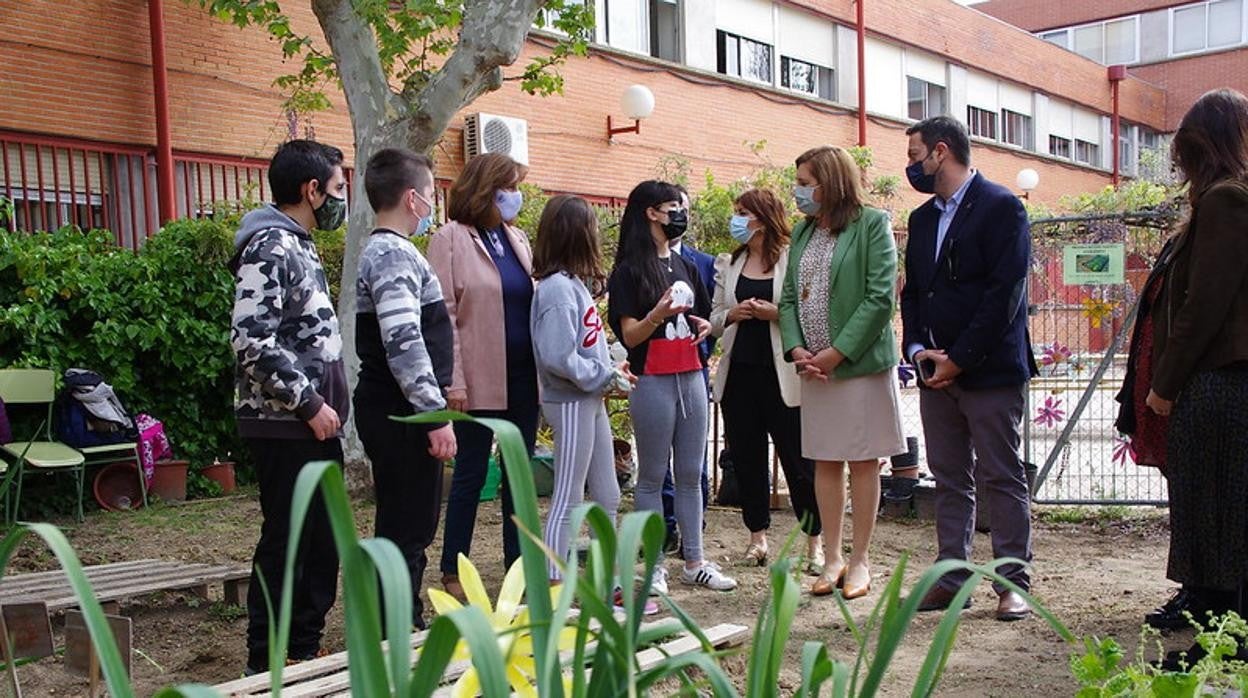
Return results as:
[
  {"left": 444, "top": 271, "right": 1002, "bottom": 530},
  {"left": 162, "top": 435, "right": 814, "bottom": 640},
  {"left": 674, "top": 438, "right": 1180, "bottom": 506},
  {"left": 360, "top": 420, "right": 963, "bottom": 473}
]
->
[{"left": 427, "top": 220, "right": 534, "bottom": 411}]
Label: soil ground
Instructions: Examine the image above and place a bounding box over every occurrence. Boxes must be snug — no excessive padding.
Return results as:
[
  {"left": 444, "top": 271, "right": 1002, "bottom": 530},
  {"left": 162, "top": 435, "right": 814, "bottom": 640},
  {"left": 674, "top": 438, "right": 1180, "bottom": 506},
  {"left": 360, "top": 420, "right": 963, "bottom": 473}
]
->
[{"left": 6, "top": 490, "right": 1179, "bottom": 696}]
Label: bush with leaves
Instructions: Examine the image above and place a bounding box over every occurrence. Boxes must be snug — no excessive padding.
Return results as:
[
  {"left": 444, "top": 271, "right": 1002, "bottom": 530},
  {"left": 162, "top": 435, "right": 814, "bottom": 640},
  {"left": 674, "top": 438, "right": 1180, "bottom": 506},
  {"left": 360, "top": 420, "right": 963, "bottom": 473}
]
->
[{"left": 0, "top": 221, "right": 240, "bottom": 476}]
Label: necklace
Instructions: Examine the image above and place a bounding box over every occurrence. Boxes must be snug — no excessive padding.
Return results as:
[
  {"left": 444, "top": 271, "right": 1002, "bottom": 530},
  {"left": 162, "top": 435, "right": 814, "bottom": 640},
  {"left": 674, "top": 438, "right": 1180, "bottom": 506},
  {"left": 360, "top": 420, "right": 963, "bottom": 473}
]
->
[{"left": 659, "top": 255, "right": 672, "bottom": 273}]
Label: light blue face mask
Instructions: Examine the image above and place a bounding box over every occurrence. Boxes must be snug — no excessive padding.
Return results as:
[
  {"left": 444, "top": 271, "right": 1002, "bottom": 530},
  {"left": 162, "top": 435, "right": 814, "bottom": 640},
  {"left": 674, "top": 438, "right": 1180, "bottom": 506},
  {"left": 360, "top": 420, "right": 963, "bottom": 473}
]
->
[
  {"left": 495, "top": 189, "right": 523, "bottom": 222},
  {"left": 413, "top": 214, "right": 434, "bottom": 238},
  {"left": 793, "top": 185, "right": 820, "bottom": 216},
  {"left": 729, "top": 214, "right": 756, "bottom": 244}
]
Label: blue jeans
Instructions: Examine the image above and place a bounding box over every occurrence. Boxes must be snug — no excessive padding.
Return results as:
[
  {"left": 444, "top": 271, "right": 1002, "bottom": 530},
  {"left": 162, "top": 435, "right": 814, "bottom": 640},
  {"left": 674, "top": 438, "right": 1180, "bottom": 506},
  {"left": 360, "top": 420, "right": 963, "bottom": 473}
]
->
[{"left": 440, "top": 371, "right": 539, "bottom": 576}]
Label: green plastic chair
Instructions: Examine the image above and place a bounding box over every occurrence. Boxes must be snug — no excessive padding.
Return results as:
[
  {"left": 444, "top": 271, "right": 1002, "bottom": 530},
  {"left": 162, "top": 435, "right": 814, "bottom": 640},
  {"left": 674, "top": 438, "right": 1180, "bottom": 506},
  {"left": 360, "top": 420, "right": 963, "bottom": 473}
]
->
[{"left": 0, "top": 369, "right": 87, "bottom": 522}]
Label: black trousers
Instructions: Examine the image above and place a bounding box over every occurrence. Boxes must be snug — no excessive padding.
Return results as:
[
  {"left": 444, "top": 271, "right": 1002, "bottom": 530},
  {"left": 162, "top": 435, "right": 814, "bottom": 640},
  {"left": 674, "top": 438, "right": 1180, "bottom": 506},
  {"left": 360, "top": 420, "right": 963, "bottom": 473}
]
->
[
  {"left": 245, "top": 436, "right": 342, "bottom": 671},
  {"left": 720, "top": 361, "right": 821, "bottom": 536},
  {"left": 355, "top": 392, "right": 445, "bottom": 628}
]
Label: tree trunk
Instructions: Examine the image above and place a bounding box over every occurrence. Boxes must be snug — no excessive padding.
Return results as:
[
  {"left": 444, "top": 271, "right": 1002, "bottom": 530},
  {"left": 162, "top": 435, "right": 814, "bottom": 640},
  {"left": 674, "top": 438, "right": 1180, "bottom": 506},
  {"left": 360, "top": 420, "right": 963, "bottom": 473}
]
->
[{"left": 310, "top": 0, "right": 547, "bottom": 495}]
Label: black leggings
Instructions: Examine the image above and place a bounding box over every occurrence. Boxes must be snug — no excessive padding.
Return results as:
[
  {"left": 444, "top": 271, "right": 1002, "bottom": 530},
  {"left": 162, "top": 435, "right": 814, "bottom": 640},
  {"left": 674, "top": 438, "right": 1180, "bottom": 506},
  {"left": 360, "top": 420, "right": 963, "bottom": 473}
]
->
[{"left": 720, "top": 362, "right": 821, "bottom": 536}]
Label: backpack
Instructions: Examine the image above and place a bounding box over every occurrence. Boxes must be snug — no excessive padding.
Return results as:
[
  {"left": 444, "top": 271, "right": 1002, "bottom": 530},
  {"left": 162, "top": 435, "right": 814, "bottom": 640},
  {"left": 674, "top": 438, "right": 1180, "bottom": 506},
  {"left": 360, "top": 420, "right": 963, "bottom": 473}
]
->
[{"left": 54, "top": 369, "right": 137, "bottom": 448}]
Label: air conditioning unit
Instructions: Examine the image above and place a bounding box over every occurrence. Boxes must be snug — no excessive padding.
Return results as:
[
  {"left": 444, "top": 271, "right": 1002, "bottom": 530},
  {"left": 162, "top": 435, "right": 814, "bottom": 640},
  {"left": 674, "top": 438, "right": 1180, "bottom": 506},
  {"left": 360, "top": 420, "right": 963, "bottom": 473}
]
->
[{"left": 463, "top": 113, "right": 530, "bottom": 165}]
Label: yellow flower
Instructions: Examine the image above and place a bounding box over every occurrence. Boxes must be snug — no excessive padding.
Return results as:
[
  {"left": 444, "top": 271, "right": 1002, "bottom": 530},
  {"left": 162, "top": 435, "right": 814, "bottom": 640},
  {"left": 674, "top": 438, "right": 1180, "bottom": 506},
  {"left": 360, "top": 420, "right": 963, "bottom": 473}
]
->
[
  {"left": 427, "top": 554, "right": 576, "bottom": 697},
  {"left": 1080, "top": 297, "right": 1116, "bottom": 329}
]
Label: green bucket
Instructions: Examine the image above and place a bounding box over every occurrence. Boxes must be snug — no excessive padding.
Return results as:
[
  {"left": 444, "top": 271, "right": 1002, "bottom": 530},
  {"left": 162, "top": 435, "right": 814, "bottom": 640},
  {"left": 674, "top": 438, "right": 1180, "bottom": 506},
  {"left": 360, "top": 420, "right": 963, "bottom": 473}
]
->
[{"left": 480, "top": 455, "right": 502, "bottom": 502}]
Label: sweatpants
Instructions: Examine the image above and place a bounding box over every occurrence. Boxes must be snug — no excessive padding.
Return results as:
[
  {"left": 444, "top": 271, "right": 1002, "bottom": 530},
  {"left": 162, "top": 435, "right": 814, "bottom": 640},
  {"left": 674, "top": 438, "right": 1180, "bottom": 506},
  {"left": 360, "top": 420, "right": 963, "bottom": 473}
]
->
[
  {"left": 631, "top": 371, "right": 708, "bottom": 564},
  {"left": 542, "top": 397, "right": 620, "bottom": 579},
  {"left": 244, "top": 437, "right": 342, "bottom": 672}
]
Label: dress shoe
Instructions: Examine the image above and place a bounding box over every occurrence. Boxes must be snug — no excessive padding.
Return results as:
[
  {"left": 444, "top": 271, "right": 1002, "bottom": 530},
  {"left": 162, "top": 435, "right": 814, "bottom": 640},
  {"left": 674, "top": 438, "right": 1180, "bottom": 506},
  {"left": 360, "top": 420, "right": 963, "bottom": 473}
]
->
[
  {"left": 811, "top": 563, "right": 846, "bottom": 597},
  {"left": 996, "top": 590, "right": 1031, "bottom": 621},
  {"left": 1145, "top": 588, "right": 1203, "bottom": 630},
  {"left": 842, "top": 564, "right": 871, "bottom": 600},
  {"left": 916, "top": 585, "right": 972, "bottom": 612}
]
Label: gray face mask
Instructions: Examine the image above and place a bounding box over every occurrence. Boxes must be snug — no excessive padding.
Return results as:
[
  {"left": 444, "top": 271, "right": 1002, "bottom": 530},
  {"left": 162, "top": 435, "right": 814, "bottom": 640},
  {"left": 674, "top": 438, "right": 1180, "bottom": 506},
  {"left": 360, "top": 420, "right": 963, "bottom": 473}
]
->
[{"left": 314, "top": 192, "right": 347, "bottom": 230}]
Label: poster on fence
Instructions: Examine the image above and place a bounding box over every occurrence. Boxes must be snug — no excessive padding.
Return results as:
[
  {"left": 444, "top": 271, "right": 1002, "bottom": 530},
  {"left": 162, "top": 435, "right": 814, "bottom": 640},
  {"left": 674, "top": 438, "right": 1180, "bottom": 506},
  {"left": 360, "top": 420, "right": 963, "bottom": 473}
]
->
[{"left": 1062, "top": 243, "right": 1125, "bottom": 285}]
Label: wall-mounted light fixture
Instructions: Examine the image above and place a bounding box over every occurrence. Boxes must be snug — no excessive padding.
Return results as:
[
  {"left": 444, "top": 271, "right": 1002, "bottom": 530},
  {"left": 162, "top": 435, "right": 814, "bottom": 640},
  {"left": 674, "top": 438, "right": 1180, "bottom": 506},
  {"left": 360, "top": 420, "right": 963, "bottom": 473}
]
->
[
  {"left": 1016, "top": 168, "right": 1039, "bottom": 200},
  {"left": 607, "top": 85, "right": 655, "bottom": 142}
]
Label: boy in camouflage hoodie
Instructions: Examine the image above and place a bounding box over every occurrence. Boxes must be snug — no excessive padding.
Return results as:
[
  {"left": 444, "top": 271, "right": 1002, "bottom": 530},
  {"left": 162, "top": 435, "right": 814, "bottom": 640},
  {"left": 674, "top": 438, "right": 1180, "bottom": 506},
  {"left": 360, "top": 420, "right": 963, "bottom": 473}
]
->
[
  {"left": 230, "top": 140, "right": 348, "bottom": 675},
  {"left": 353, "top": 148, "right": 456, "bottom": 629}
]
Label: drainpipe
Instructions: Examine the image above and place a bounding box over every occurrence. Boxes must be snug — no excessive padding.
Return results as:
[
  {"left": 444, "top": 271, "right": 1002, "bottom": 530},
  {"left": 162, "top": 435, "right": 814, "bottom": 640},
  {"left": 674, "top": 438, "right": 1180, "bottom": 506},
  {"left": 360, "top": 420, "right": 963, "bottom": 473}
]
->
[
  {"left": 1108, "top": 64, "right": 1126, "bottom": 187},
  {"left": 856, "top": 0, "right": 867, "bottom": 146},
  {"left": 149, "top": 0, "right": 176, "bottom": 225}
]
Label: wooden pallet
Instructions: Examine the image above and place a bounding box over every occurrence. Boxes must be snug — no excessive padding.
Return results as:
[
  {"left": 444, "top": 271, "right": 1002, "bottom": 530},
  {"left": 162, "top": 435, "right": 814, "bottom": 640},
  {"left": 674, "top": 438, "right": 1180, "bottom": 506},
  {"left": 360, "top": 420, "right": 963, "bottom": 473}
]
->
[
  {"left": 213, "top": 621, "right": 751, "bottom": 698},
  {"left": 0, "top": 559, "right": 251, "bottom": 612}
]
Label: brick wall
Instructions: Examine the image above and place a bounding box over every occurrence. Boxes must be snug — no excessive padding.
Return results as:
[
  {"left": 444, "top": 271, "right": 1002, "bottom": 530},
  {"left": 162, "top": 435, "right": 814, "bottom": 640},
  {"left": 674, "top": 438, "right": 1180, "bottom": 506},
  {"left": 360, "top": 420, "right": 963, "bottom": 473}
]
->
[
  {"left": 974, "top": 0, "right": 1183, "bottom": 32},
  {"left": 0, "top": 0, "right": 1132, "bottom": 207},
  {"left": 1132, "top": 48, "right": 1248, "bottom": 129}
]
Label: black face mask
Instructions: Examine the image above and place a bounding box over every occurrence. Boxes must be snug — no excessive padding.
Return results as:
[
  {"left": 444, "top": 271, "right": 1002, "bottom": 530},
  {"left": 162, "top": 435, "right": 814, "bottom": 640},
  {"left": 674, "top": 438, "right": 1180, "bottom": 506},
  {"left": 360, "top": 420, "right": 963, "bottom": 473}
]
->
[{"left": 661, "top": 209, "right": 689, "bottom": 240}]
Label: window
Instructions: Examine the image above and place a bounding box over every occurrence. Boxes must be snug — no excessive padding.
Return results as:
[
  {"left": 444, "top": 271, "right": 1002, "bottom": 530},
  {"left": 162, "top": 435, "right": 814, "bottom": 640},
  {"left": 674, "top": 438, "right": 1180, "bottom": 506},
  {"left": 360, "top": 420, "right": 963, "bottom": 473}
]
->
[
  {"left": 1041, "top": 30, "right": 1069, "bottom": 48},
  {"left": 1074, "top": 139, "right": 1100, "bottom": 165},
  {"left": 1001, "top": 110, "right": 1034, "bottom": 149},
  {"left": 907, "top": 77, "right": 946, "bottom": 121},
  {"left": 717, "top": 30, "right": 773, "bottom": 84},
  {"left": 1037, "top": 17, "right": 1138, "bottom": 64},
  {"left": 781, "top": 56, "right": 834, "bottom": 99},
  {"left": 1119, "top": 136, "right": 1135, "bottom": 172},
  {"left": 1140, "top": 128, "right": 1163, "bottom": 151},
  {"left": 1173, "top": 0, "right": 1244, "bottom": 54},
  {"left": 1049, "top": 135, "right": 1072, "bottom": 159},
  {"left": 649, "top": 0, "right": 681, "bottom": 62},
  {"left": 967, "top": 106, "right": 997, "bottom": 140}
]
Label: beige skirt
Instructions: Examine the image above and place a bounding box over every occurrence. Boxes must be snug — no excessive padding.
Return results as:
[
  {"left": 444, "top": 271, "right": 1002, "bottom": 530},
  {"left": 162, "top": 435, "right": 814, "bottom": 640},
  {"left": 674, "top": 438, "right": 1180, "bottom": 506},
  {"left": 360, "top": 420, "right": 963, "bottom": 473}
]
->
[{"left": 800, "top": 367, "right": 906, "bottom": 462}]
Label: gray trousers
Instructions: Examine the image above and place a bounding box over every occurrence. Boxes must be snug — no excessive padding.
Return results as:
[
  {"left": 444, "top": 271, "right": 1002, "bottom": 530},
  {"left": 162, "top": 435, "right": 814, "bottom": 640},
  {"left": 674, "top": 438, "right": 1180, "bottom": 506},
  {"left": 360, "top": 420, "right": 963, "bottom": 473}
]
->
[
  {"left": 631, "top": 372, "right": 708, "bottom": 563},
  {"left": 920, "top": 383, "right": 1032, "bottom": 592},
  {"left": 542, "top": 397, "right": 620, "bottom": 580}
]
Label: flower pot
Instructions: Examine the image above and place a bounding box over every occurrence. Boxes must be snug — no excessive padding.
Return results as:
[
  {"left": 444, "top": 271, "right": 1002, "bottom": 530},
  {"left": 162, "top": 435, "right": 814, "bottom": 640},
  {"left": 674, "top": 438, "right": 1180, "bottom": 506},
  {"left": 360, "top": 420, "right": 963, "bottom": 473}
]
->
[
  {"left": 151, "top": 459, "right": 189, "bottom": 503},
  {"left": 201, "top": 461, "right": 236, "bottom": 494}
]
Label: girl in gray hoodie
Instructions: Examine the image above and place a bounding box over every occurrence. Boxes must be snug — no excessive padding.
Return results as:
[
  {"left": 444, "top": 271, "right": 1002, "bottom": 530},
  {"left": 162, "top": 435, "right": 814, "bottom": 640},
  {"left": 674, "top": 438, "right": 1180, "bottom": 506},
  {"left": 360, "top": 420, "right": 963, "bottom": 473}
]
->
[{"left": 530, "top": 196, "right": 635, "bottom": 582}]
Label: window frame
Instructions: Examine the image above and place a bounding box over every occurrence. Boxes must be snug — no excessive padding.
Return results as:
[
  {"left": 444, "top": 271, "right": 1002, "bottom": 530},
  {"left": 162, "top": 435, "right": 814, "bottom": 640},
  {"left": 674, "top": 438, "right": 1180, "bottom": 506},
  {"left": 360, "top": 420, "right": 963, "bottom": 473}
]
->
[
  {"left": 1169, "top": 0, "right": 1246, "bottom": 56},
  {"left": 1034, "top": 15, "right": 1141, "bottom": 64},
  {"left": 966, "top": 105, "right": 998, "bottom": 141},
  {"left": 716, "top": 29, "right": 774, "bottom": 85},
  {"left": 906, "top": 76, "right": 947, "bottom": 121},
  {"left": 1074, "top": 139, "right": 1101, "bottom": 166},
  {"left": 780, "top": 55, "right": 835, "bottom": 100},
  {"left": 1000, "top": 109, "right": 1034, "bottom": 150},
  {"left": 1049, "top": 135, "right": 1073, "bottom": 159}
]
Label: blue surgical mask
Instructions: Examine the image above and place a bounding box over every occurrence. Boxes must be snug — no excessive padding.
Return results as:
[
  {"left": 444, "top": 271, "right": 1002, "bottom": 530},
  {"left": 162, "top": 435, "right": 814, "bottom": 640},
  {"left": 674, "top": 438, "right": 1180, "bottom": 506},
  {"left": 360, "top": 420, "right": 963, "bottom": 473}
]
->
[
  {"left": 495, "top": 189, "right": 523, "bottom": 222},
  {"left": 729, "top": 214, "right": 756, "bottom": 244},
  {"left": 793, "top": 185, "right": 820, "bottom": 216},
  {"left": 413, "top": 214, "right": 434, "bottom": 238}
]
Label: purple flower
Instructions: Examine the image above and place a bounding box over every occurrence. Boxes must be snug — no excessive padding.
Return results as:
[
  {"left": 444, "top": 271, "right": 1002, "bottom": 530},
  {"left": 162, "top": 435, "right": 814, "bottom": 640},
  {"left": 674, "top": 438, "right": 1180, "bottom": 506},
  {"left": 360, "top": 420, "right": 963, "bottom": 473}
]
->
[
  {"left": 1113, "top": 436, "right": 1136, "bottom": 467},
  {"left": 898, "top": 363, "right": 915, "bottom": 388},
  {"left": 1033, "top": 396, "right": 1066, "bottom": 429},
  {"left": 1040, "top": 342, "right": 1071, "bottom": 367}
]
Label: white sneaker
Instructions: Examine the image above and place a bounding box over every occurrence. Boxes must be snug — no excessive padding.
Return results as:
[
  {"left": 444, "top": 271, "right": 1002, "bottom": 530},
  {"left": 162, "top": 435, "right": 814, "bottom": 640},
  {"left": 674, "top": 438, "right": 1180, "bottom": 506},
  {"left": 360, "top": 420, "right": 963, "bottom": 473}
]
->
[
  {"left": 681, "top": 562, "right": 738, "bottom": 591},
  {"left": 647, "top": 566, "right": 669, "bottom": 596}
]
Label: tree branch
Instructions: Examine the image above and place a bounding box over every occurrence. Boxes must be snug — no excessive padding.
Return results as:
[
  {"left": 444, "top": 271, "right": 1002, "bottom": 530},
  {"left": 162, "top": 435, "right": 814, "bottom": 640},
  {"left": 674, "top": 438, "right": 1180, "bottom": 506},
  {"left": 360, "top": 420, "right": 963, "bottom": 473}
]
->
[
  {"left": 310, "top": 0, "right": 405, "bottom": 147},
  {"left": 406, "top": 0, "right": 545, "bottom": 152}
]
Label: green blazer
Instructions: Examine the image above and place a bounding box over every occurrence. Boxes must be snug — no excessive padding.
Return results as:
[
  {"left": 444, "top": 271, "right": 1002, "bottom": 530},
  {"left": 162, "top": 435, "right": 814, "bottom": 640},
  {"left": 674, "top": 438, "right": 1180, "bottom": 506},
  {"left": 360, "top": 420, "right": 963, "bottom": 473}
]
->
[{"left": 779, "top": 206, "right": 899, "bottom": 378}]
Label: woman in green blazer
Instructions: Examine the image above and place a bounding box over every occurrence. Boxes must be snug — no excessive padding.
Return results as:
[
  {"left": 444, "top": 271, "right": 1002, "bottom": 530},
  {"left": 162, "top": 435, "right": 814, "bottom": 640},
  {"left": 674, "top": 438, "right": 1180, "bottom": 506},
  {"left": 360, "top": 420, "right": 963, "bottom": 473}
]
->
[{"left": 779, "top": 145, "right": 905, "bottom": 599}]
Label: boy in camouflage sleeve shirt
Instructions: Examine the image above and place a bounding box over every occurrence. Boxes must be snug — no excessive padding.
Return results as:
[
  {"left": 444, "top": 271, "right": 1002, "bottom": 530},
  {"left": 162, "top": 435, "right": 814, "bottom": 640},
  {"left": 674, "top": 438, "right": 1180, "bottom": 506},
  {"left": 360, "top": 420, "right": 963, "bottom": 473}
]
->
[
  {"left": 230, "top": 140, "right": 348, "bottom": 675},
  {"left": 353, "top": 148, "right": 456, "bottom": 628}
]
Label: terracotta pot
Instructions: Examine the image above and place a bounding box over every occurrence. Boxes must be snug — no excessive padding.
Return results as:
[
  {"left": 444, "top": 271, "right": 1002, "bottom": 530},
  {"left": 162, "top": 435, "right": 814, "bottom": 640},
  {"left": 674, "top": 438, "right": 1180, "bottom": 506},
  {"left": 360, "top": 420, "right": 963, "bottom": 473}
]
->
[
  {"left": 201, "top": 461, "right": 236, "bottom": 494},
  {"left": 151, "top": 459, "right": 189, "bottom": 503}
]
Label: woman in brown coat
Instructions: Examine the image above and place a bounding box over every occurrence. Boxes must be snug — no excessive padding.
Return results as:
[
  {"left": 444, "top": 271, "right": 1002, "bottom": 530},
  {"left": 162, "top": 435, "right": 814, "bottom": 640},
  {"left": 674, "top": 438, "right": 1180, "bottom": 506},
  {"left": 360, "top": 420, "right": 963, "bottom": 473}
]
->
[{"left": 1147, "top": 88, "right": 1248, "bottom": 668}]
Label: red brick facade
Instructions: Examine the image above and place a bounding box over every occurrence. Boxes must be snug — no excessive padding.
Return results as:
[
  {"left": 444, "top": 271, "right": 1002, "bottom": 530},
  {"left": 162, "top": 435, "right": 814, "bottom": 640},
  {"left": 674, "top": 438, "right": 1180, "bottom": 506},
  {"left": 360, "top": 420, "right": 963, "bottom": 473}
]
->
[
  {"left": 0, "top": 0, "right": 1164, "bottom": 210},
  {"left": 1131, "top": 47, "right": 1248, "bottom": 128}
]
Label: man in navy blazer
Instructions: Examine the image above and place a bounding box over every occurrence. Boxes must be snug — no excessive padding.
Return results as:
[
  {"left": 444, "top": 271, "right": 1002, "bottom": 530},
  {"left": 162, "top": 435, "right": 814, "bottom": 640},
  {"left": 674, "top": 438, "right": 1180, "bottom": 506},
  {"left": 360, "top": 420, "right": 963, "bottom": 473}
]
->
[{"left": 899, "top": 116, "right": 1038, "bottom": 621}]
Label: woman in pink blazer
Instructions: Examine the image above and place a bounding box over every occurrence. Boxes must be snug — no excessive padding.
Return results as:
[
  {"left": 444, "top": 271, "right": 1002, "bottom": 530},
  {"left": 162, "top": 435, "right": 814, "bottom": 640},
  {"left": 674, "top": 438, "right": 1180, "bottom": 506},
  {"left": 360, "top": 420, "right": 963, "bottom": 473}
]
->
[{"left": 427, "top": 153, "right": 537, "bottom": 601}]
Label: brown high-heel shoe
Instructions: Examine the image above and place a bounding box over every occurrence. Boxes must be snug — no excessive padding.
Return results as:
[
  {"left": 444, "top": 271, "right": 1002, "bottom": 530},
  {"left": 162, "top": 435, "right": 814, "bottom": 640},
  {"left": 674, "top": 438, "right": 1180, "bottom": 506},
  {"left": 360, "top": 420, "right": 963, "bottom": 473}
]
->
[
  {"left": 442, "top": 574, "right": 467, "bottom": 603},
  {"left": 811, "top": 563, "right": 846, "bottom": 596},
  {"left": 841, "top": 565, "right": 871, "bottom": 600},
  {"left": 743, "top": 542, "right": 769, "bottom": 566}
]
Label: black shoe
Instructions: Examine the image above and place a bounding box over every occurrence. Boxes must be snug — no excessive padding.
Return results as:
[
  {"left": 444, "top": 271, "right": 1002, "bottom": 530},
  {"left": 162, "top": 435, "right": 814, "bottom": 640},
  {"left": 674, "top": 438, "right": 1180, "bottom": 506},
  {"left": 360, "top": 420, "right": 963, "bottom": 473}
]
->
[
  {"left": 663, "top": 527, "right": 680, "bottom": 556},
  {"left": 1156, "top": 642, "right": 1208, "bottom": 671},
  {"left": 1146, "top": 588, "right": 1202, "bottom": 630}
]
